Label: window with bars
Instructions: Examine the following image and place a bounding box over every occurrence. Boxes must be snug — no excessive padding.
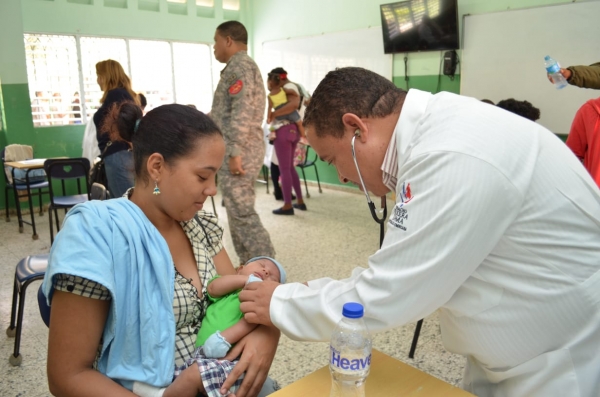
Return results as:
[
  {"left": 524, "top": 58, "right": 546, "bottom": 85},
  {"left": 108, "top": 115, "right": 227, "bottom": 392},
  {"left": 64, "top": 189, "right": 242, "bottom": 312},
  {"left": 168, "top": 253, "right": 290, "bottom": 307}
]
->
[
  {"left": 25, "top": 34, "right": 81, "bottom": 126},
  {"left": 23, "top": 34, "right": 215, "bottom": 127}
]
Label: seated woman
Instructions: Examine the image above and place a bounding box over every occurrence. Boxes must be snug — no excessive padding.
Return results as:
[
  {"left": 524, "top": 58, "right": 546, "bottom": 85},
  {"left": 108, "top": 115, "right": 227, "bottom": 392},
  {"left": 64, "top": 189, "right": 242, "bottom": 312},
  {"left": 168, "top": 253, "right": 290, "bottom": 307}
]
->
[{"left": 42, "top": 103, "right": 280, "bottom": 397}]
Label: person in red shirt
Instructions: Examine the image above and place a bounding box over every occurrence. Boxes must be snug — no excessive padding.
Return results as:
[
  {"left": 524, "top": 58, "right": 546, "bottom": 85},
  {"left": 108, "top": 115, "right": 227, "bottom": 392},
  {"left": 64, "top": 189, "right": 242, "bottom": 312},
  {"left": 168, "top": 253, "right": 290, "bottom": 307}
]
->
[{"left": 566, "top": 97, "right": 600, "bottom": 188}]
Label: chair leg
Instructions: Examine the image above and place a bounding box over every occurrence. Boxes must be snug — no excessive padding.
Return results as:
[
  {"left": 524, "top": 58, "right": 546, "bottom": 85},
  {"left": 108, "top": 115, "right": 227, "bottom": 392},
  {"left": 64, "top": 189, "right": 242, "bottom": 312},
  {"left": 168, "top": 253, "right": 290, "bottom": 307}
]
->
[
  {"left": 314, "top": 165, "right": 323, "bottom": 193},
  {"left": 26, "top": 186, "right": 38, "bottom": 240},
  {"left": 13, "top": 188, "right": 24, "bottom": 233},
  {"left": 301, "top": 168, "right": 310, "bottom": 198},
  {"left": 9, "top": 278, "right": 40, "bottom": 366},
  {"left": 55, "top": 208, "right": 61, "bottom": 232},
  {"left": 38, "top": 189, "right": 44, "bottom": 216},
  {"left": 49, "top": 208, "right": 54, "bottom": 245},
  {"left": 6, "top": 277, "right": 19, "bottom": 337},
  {"left": 408, "top": 319, "right": 424, "bottom": 359},
  {"left": 4, "top": 187, "right": 10, "bottom": 222}
]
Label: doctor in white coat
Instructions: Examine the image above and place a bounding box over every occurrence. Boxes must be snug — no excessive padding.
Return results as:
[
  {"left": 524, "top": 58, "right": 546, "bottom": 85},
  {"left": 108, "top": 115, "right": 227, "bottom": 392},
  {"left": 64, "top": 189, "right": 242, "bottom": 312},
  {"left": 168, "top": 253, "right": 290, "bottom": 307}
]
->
[{"left": 236, "top": 67, "right": 600, "bottom": 397}]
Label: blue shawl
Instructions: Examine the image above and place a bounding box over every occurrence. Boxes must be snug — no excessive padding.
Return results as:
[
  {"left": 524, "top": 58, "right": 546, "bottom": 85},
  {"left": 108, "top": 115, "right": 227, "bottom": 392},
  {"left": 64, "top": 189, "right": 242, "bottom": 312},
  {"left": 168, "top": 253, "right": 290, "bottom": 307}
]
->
[{"left": 42, "top": 198, "right": 175, "bottom": 388}]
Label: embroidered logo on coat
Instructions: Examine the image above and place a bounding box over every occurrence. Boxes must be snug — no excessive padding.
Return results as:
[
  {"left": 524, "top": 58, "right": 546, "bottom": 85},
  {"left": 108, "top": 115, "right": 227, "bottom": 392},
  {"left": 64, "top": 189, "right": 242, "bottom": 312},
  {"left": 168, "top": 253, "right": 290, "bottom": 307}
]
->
[
  {"left": 228, "top": 80, "right": 243, "bottom": 95},
  {"left": 389, "top": 205, "right": 408, "bottom": 231},
  {"left": 399, "top": 182, "right": 412, "bottom": 204},
  {"left": 390, "top": 181, "right": 413, "bottom": 231}
]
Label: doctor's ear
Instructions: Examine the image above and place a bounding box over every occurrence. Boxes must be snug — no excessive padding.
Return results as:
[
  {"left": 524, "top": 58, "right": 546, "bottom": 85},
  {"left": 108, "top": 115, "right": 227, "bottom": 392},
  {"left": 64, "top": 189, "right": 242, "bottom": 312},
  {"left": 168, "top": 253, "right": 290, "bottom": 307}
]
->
[{"left": 341, "top": 113, "right": 367, "bottom": 139}]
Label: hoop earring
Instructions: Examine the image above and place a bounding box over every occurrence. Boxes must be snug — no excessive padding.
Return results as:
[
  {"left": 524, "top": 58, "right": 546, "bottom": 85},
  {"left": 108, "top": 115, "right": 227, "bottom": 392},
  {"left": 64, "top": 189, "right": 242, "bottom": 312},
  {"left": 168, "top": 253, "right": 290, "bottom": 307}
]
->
[{"left": 153, "top": 180, "right": 161, "bottom": 196}]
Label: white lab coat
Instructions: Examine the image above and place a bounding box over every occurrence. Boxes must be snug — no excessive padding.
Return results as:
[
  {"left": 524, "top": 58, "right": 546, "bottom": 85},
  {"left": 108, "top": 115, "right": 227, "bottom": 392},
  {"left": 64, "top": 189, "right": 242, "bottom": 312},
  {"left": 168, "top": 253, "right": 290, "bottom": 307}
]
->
[{"left": 270, "top": 90, "right": 600, "bottom": 396}]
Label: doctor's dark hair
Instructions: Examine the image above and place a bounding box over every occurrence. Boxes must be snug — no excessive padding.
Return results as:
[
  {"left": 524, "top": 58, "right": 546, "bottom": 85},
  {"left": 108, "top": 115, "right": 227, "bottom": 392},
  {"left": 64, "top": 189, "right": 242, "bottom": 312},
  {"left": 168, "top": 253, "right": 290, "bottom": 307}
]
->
[
  {"left": 103, "top": 102, "right": 223, "bottom": 183},
  {"left": 216, "top": 21, "right": 248, "bottom": 45},
  {"left": 303, "top": 67, "right": 407, "bottom": 139}
]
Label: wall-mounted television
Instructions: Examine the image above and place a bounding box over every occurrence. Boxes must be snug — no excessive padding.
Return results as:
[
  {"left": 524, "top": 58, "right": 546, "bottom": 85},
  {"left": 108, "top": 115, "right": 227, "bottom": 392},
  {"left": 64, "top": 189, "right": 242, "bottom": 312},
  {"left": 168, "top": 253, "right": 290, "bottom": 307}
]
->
[{"left": 380, "top": 0, "right": 459, "bottom": 54}]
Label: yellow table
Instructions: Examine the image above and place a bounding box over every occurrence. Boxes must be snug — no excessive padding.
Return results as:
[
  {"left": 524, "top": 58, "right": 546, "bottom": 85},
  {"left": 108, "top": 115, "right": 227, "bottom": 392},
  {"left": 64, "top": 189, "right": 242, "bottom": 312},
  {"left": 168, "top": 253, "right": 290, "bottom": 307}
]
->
[
  {"left": 5, "top": 158, "right": 49, "bottom": 239},
  {"left": 271, "top": 349, "right": 474, "bottom": 396}
]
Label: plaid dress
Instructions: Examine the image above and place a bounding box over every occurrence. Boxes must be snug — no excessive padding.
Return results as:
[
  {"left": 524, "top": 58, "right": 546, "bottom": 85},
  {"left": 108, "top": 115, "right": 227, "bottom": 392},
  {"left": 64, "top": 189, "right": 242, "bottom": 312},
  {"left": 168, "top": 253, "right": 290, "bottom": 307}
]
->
[{"left": 53, "top": 209, "right": 243, "bottom": 395}]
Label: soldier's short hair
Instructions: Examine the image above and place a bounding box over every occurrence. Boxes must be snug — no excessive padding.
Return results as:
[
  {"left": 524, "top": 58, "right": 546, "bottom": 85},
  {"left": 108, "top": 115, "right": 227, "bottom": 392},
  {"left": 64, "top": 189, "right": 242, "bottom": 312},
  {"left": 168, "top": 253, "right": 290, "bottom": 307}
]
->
[
  {"left": 216, "top": 21, "right": 248, "bottom": 45},
  {"left": 304, "top": 67, "right": 406, "bottom": 139}
]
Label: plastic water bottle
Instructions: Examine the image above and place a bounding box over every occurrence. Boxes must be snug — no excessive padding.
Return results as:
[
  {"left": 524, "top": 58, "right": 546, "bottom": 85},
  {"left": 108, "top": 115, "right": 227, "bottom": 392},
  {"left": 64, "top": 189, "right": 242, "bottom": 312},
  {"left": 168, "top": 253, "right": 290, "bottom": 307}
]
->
[
  {"left": 329, "top": 302, "right": 372, "bottom": 397},
  {"left": 545, "top": 55, "right": 568, "bottom": 89}
]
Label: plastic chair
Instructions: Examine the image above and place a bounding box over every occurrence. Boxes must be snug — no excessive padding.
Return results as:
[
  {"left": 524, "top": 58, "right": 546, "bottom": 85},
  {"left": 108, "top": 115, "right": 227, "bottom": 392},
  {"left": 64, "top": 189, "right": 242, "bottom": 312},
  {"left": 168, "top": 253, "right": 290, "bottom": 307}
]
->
[
  {"left": 37, "top": 283, "right": 51, "bottom": 328},
  {"left": 44, "top": 158, "right": 91, "bottom": 244},
  {"left": 6, "top": 254, "right": 49, "bottom": 366},
  {"left": 1, "top": 147, "right": 49, "bottom": 239},
  {"left": 296, "top": 146, "right": 323, "bottom": 198}
]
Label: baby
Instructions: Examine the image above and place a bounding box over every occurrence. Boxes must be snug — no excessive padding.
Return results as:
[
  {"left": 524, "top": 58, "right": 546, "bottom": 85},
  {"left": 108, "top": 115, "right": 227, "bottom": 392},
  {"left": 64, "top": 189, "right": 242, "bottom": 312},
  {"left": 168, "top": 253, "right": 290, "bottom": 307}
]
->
[
  {"left": 267, "top": 79, "right": 306, "bottom": 143},
  {"left": 133, "top": 256, "right": 286, "bottom": 397}
]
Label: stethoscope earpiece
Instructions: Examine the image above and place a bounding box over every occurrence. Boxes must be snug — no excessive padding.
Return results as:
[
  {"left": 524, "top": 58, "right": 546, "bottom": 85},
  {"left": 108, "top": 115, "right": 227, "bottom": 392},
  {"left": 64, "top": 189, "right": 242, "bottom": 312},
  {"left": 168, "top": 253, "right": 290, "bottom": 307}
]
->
[{"left": 354, "top": 129, "right": 361, "bottom": 137}]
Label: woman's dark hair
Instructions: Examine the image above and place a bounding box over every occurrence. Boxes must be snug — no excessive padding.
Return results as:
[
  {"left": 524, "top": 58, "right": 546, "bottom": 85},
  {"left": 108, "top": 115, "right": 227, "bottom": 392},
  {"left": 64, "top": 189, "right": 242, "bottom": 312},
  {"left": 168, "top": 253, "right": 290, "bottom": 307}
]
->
[
  {"left": 103, "top": 102, "right": 223, "bottom": 182},
  {"left": 496, "top": 98, "right": 541, "bottom": 121},
  {"left": 216, "top": 21, "right": 248, "bottom": 45},
  {"left": 304, "top": 67, "right": 406, "bottom": 138}
]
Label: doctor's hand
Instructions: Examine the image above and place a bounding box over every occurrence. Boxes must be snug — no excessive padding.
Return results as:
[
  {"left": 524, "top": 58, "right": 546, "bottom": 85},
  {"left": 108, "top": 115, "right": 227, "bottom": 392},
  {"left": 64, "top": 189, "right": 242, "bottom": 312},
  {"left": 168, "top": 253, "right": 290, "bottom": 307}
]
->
[{"left": 239, "top": 280, "right": 279, "bottom": 327}]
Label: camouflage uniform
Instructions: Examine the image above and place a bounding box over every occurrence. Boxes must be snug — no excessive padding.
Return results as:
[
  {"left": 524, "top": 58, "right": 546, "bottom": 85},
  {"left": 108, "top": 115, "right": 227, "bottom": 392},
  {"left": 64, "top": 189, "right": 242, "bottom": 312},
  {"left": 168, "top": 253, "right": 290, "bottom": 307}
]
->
[{"left": 211, "top": 50, "right": 275, "bottom": 263}]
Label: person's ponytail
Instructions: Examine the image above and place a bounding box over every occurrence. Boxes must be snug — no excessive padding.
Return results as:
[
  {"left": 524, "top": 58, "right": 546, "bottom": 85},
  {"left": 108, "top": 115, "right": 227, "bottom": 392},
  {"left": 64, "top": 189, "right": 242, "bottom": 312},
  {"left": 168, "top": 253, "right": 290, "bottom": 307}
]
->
[{"left": 102, "top": 101, "right": 143, "bottom": 144}]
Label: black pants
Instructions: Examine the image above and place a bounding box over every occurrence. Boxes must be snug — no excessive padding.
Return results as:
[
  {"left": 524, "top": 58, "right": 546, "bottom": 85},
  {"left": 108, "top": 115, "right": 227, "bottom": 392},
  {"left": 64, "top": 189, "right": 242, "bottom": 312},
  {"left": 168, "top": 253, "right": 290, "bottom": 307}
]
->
[{"left": 271, "top": 162, "right": 282, "bottom": 199}]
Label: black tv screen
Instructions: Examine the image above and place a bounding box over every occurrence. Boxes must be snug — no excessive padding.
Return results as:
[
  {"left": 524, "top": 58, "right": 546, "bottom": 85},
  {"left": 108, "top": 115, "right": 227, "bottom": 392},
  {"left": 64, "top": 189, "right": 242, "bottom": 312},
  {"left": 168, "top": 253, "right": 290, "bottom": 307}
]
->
[{"left": 380, "top": 0, "right": 459, "bottom": 54}]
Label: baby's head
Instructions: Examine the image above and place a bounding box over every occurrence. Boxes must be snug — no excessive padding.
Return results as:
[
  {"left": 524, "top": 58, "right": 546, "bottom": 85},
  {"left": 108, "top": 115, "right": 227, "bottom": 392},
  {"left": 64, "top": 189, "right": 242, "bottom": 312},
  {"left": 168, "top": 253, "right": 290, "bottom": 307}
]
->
[{"left": 238, "top": 256, "right": 286, "bottom": 283}]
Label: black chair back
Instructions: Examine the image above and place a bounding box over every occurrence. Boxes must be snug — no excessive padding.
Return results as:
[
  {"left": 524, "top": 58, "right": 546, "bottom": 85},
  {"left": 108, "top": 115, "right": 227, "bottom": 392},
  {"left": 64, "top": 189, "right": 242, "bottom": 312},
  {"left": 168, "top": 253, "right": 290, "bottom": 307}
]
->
[
  {"left": 44, "top": 158, "right": 91, "bottom": 202},
  {"left": 44, "top": 158, "right": 91, "bottom": 244}
]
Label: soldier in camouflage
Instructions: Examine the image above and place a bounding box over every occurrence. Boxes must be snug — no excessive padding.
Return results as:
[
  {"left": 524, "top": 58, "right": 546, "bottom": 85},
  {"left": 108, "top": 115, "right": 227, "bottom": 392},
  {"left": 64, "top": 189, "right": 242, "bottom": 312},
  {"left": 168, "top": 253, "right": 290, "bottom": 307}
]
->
[{"left": 211, "top": 21, "right": 275, "bottom": 264}]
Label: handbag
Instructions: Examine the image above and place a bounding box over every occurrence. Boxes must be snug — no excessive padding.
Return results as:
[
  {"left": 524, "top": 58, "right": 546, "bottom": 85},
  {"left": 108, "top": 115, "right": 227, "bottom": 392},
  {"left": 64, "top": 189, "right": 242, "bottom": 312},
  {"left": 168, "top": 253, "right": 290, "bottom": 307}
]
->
[{"left": 89, "top": 142, "right": 110, "bottom": 189}]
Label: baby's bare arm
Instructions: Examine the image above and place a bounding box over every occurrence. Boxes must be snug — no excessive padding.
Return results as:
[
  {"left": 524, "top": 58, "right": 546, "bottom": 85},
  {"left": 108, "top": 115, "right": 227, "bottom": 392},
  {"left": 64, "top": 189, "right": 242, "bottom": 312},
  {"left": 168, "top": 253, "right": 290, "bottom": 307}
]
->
[{"left": 220, "top": 317, "right": 259, "bottom": 346}]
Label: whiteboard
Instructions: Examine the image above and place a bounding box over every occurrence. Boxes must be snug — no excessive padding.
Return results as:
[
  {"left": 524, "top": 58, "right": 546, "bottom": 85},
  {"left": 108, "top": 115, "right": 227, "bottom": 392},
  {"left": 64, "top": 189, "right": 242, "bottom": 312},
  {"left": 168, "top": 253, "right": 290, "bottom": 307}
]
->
[
  {"left": 461, "top": 1, "right": 600, "bottom": 135},
  {"left": 260, "top": 27, "right": 393, "bottom": 95}
]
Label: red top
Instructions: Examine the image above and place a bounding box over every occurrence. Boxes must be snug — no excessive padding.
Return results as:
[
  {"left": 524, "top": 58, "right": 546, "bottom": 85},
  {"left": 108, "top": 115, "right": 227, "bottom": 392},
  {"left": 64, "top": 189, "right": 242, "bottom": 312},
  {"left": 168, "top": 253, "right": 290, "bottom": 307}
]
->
[{"left": 567, "top": 97, "right": 600, "bottom": 187}]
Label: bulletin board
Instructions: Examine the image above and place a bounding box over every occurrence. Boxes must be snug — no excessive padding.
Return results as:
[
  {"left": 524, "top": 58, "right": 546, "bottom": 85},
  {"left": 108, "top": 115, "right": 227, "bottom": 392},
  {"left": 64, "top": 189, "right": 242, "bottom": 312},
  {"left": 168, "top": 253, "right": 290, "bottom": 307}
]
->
[{"left": 261, "top": 27, "right": 393, "bottom": 95}]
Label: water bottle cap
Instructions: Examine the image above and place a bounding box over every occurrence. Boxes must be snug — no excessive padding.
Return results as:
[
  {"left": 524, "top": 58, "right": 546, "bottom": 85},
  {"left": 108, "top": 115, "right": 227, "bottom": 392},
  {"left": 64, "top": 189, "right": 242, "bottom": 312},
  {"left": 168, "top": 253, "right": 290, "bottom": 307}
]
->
[
  {"left": 544, "top": 55, "right": 550, "bottom": 61},
  {"left": 342, "top": 302, "right": 364, "bottom": 318}
]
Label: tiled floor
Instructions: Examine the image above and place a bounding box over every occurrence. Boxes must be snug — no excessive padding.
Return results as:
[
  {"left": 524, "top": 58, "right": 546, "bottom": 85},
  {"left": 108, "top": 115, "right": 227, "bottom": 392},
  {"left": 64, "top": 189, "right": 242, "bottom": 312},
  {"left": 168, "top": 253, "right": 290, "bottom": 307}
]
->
[{"left": 0, "top": 182, "right": 465, "bottom": 396}]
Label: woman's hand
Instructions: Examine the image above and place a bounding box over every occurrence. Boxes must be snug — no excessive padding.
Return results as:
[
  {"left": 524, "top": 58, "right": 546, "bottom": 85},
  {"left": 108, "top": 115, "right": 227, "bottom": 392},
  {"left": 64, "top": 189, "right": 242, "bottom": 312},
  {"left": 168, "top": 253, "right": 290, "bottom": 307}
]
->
[{"left": 220, "top": 325, "right": 280, "bottom": 397}]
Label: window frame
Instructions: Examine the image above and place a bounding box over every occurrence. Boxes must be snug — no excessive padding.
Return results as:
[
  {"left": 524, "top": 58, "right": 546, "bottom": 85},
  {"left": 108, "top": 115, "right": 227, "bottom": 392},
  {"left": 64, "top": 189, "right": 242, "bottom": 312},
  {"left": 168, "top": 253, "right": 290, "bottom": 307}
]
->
[{"left": 24, "top": 32, "right": 217, "bottom": 127}]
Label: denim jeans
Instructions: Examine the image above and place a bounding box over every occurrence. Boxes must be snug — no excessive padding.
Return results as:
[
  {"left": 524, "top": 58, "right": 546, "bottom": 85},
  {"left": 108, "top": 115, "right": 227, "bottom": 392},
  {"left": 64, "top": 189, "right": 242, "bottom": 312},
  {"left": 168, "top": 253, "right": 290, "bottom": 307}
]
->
[
  {"left": 104, "top": 149, "right": 134, "bottom": 198},
  {"left": 258, "top": 377, "right": 280, "bottom": 396}
]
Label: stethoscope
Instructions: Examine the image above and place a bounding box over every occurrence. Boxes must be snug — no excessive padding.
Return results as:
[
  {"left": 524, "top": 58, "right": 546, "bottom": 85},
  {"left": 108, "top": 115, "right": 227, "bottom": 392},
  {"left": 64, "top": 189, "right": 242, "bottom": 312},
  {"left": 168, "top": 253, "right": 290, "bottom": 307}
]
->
[{"left": 351, "top": 131, "right": 388, "bottom": 247}]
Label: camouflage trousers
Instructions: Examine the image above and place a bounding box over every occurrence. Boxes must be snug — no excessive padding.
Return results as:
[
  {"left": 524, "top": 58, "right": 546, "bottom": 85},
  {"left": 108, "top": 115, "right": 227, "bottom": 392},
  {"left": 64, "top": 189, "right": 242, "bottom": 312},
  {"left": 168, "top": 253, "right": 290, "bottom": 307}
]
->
[{"left": 218, "top": 142, "right": 275, "bottom": 263}]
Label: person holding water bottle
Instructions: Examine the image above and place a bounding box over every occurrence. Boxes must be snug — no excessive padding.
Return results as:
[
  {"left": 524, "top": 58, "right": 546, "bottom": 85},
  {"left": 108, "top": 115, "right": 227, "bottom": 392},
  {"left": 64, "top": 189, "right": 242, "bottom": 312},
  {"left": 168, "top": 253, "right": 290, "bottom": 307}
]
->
[
  {"left": 239, "top": 67, "right": 600, "bottom": 397},
  {"left": 546, "top": 57, "right": 600, "bottom": 89}
]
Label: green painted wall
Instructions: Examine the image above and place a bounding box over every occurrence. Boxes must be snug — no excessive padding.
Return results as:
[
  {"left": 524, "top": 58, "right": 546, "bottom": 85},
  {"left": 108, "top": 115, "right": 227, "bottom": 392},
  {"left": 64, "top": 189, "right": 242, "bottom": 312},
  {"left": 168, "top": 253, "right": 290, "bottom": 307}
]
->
[
  {"left": 1, "top": 0, "right": 245, "bottom": 210},
  {"left": 20, "top": 0, "right": 240, "bottom": 44}
]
